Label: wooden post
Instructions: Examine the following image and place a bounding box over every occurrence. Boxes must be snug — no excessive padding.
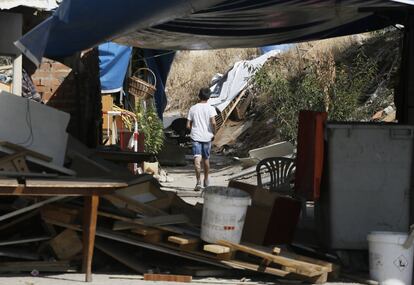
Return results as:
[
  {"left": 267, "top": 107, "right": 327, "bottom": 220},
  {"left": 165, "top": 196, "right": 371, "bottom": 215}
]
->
[{"left": 82, "top": 195, "right": 99, "bottom": 282}]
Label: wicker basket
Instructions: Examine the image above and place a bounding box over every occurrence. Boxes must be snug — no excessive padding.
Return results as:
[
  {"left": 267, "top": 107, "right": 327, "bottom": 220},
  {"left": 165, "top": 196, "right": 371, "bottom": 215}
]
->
[{"left": 128, "top": 68, "right": 157, "bottom": 99}]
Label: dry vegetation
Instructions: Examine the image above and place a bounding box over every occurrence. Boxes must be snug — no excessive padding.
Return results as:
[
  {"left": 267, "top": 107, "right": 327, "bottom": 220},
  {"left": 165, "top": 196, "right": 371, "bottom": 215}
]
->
[
  {"left": 247, "top": 29, "right": 400, "bottom": 145},
  {"left": 165, "top": 48, "right": 259, "bottom": 113}
]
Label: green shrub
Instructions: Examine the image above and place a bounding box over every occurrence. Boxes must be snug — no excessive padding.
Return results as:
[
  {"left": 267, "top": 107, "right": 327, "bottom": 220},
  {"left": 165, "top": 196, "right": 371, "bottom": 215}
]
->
[{"left": 252, "top": 48, "right": 379, "bottom": 142}]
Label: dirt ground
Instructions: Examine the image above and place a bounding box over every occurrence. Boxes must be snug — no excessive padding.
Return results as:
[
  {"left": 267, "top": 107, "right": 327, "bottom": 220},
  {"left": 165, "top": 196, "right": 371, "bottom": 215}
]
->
[{"left": 161, "top": 153, "right": 248, "bottom": 205}]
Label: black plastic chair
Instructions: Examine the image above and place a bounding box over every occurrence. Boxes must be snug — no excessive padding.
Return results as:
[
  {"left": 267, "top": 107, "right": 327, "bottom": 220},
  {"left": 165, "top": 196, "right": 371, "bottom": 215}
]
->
[{"left": 256, "top": 157, "right": 296, "bottom": 193}]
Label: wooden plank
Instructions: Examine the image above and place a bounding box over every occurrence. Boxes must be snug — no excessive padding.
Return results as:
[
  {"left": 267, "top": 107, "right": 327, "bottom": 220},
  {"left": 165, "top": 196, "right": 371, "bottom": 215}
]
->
[
  {"left": 0, "top": 236, "right": 50, "bottom": 246},
  {"left": 0, "top": 179, "right": 126, "bottom": 196},
  {"left": 112, "top": 215, "right": 189, "bottom": 229},
  {"left": 221, "top": 260, "right": 290, "bottom": 277},
  {"left": 0, "top": 209, "right": 38, "bottom": 231},
  {"left": 304, "top": 272, "right": 328, "bottom": 284},
  {"left": 131, "top": 225, "right": 164, "bottom": 243},
  {"left": 275, "top": 248, "right": 333, "bottom": 271},
  {"left": 12, "top": 155, "right": 29, "bottom": 172},
  {"left": 167, "top": 235, "right": 200, "bottom": 251},
  {"left": 0, "top": 178, "right": 19, "bottom": 187},
  {"left": 104, "top": 194, "right": 165, "bottom": 216},
  {"left": 50, "top": 229, "right": 83, "bottom": 260},
  {"left": 168, "top": 235, "right": 199, "bottom": 245},
  {"left": 0, "top": 152, "right": 29, "bottom": 173},
  {"left": 25, "top": 179, "right": 127, "bottom": 189},
  {"left": 203, "top": 244, "right": 234, "bottom": 261},
  {"left": 0, "top": 247, "right": 40, "bottom": 260},
  {"left": 95, "top": 239, "right": 148, "bottom": 274},
  {"left": 144, "top": 273, "right": 192, "bottom": 282},
  {"left": 204, "top": 244, "right": 231, "bottom": 254},
  {"left": 99, "top": 211, "right": 184, "bottom": 235},
  {"left": 0, "top": 196, "right": 66, "bottom": 222},
  {"left": 0, "top": 151, "right": 27, "bottom": 164},
  {"left": 139, "top": 214, "right": 190, "bottom": 226},
  {"left": 217, "top": 240, "right": 328, "bottom": 277}
]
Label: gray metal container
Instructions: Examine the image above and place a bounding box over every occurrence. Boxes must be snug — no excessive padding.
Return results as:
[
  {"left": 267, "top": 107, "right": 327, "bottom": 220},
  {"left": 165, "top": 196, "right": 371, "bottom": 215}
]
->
[{"left": 317, "top": 123, "right": 413, "bottom": 249}]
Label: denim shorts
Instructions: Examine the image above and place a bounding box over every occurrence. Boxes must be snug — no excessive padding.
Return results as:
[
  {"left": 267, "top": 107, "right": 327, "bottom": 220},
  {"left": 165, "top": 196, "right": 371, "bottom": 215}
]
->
[{"left": 192, "top": 140, "right": 211, "bottom": 159}]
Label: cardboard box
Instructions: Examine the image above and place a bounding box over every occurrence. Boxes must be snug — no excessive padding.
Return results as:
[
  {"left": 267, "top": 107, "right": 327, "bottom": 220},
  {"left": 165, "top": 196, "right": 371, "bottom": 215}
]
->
[{"left": 229, "top": 181, "right": 301, "bottom": 245}]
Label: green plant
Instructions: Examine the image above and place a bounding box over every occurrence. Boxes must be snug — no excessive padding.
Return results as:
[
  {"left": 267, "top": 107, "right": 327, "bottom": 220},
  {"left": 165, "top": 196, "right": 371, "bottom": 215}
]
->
[
  {"left": 252, "top": 46, "right": 380, "bottom": 143},
  {"left": 136, "top": 100, "right": 165, "bottom": 154}
]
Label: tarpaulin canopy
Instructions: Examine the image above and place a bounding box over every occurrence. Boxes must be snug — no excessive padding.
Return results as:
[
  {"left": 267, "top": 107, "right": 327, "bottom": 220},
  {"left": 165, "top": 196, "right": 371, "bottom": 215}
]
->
[
  {"left": 16, "top": 0, "right": 408, "bottom": 66},
  {"left": 98, "top": 42, "right": 132, "bottom": 94}
]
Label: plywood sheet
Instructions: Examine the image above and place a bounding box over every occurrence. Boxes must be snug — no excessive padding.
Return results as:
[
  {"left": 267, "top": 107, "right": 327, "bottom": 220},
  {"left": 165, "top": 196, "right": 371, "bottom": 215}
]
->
[{"left": 0, "top": 91, "right": 70, "bottom": 166}]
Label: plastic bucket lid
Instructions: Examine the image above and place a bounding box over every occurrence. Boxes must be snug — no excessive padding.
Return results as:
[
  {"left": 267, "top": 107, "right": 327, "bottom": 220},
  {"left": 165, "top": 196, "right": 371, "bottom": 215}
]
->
[{"left": 367, "top": 231, "right": 408, "bottom": 245}]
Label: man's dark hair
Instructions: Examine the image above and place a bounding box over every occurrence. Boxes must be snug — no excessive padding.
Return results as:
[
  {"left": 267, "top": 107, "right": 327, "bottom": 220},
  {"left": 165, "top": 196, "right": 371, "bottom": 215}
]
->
[{"left": 198, "top": 88, "right": 211, "bottom": 101}]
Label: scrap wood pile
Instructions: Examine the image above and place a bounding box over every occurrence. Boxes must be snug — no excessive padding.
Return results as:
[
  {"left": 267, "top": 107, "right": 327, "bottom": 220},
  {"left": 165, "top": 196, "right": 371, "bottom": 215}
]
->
[{"left": 0, "top": 139, "right": 336, "bottom": 283}]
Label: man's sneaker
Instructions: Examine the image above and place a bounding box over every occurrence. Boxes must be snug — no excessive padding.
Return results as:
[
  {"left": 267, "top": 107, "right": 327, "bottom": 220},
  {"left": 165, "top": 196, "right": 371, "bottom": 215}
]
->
[
  {"left": 194, "top": 181, "right": 202, "bottom": 192},
  {"left": 204, "top": 178, "right": 210, "bottom": 188}
]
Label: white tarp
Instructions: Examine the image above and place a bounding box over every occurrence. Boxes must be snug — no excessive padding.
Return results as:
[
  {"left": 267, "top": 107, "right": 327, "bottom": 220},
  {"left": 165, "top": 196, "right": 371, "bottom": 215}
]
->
[
  {"left": 208, "top": 50, "right": 280, "bottom": 112},
  {"left": 0, "top": 0, "right": 58, "bottom": 10},
  {"left": 391, "top": 0, "right": 414, "bottom": 4}
]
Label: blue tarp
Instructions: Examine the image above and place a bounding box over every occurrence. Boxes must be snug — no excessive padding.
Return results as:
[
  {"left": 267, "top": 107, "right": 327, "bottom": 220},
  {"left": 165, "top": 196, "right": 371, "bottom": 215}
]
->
[
  {"left": 142, "top": 49, "right": 176, "bottom": 119},
  {"left": 16, "top": 0, "right": 407, "bottom": 65},
  {"left": 98, "top": 42, "right": 132, "bottom": 93},
  {"left": 98, "top": 44, "right": 175, "bottom": 118}
]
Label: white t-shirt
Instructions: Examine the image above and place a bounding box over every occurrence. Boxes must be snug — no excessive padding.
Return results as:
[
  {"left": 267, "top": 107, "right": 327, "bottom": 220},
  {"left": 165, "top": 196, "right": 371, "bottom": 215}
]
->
[{"left": 187, "top": 103, "right": 217, "bottom": 142}]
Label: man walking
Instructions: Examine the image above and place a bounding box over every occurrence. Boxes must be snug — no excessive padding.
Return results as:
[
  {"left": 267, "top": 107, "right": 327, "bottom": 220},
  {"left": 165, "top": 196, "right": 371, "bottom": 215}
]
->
[{"left": 187, "top": 88, "right": 217, "bottom": 191}]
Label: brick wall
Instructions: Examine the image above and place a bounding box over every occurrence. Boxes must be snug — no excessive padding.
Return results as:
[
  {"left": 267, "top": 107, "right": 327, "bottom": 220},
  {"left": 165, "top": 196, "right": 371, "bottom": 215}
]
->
[{"left": 32, "top": 50, "right": 101, "bottom": 147}]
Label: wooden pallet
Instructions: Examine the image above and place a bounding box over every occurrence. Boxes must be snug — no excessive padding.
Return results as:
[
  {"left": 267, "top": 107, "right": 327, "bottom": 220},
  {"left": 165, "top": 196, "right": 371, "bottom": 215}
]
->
[{"left": 214, "top": 240, "right": 332, "bottom": 283}]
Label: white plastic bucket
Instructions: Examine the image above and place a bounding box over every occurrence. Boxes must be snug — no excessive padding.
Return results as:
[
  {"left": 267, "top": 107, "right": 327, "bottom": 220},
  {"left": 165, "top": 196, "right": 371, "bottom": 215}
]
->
[
  {"left": 368, "top": 231, "right": 414, "bottom": 285},
  {"left": 201, "top": 186, "right": 251, "bottom": 243}
]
